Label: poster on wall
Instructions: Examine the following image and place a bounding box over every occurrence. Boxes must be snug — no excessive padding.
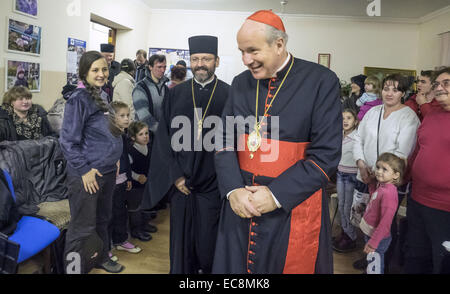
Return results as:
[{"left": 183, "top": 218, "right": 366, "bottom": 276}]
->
[
  {"left": 7, "top": 18, "right": 42, "bottom": 56},
  {"left": 67, "top": 38, "right": 87, "bottom": 85},
  {"left": 13, "top": 0, "right": 38, "bottom": 18},
  {"left": 5, "top": 59, "right": 41, "bottom": 92},
  {"left": 149, "top": 48, "right": 191, "bottom": 77}
]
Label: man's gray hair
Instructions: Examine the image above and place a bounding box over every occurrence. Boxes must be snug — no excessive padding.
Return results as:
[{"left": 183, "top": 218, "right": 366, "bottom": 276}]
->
[{"left": 265, "top": 24, "right": 289, "bottom": 46}]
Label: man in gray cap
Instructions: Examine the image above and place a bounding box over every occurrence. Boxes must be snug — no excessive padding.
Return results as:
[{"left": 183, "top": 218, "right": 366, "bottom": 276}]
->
[{"left": 142, "top": 35, "right": 230, "bottom": 274}]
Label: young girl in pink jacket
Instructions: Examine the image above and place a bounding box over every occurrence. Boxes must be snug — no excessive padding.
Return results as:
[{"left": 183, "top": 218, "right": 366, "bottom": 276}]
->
[{"left": 359, "top": 152, "right": 406, "bottom": 274}]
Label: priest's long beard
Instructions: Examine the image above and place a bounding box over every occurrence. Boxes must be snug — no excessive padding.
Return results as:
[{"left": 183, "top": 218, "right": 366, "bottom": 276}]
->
[{"left": 193, "top": 66, "right": 216, "bottom": 83}]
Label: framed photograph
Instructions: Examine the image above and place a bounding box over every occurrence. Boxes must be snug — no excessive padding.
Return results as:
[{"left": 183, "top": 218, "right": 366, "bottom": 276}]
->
[
  {"left": 5, "top": 59, "right": 41, "bottom": 92},
  {"left": 318, "top": 53, "right": 331, "bottom": 68},
  {"left": 7, "top": 17, "right": 42, "bottom": 56},
  {"left": 364, "top": 66, "right": 417, "bottom": 91},
  {"left": 13, "top": 0, "right": 38, "bottom": 18},
  {"left": 149, "top": 47, "right": 191, "bottom": 76}
]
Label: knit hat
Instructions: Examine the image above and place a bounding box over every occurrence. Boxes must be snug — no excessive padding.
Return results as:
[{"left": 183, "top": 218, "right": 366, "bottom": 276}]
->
[
  {"left": 351, "top": 74, "right": 367, "bottom": 92},
  {"left": 247, "top": 10, "right": 286, "bottom": 32}
]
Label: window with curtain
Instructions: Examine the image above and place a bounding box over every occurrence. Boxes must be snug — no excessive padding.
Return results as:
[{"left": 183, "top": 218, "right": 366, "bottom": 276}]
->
[{"left": 440, "top": 31, "right": 450, "bottom": 67}]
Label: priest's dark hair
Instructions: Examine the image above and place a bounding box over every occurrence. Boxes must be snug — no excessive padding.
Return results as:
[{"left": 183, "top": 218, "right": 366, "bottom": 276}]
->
[
  {"left": 78, "top": 50, "right": 108, "bottom": 112},
  {"left": 148, "top": 54, "right": 166, "bottom": 67}
]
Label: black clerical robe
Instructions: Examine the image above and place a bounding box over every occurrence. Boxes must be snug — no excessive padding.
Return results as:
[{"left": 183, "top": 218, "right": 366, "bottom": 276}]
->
[
  {"left": 143, "top": 76, "right": 230, "bottom": 274},
  {"left": 212, "top": 55, "right": 342, "bottom": 274}
]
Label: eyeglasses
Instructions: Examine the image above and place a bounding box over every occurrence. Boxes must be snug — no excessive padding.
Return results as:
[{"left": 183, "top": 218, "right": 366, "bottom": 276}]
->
[
  {"left": 190, "top": 57, "right": 215, "bottom": 64},
  {"left": 432, "top": 79, "right": 450, "bottom": 89}
]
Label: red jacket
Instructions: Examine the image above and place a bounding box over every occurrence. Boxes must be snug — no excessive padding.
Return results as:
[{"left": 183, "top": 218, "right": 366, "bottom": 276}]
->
[{"left": 404, "top": 94, "right": 441, "bottom": 122}]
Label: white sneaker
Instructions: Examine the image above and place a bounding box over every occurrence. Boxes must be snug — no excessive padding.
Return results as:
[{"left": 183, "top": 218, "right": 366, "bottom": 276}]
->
[{"left": 116, "top": 241, "right": 142, "bottom": 254}]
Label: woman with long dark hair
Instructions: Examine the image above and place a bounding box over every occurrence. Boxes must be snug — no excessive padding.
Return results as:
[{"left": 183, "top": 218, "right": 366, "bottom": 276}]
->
[{"left": 60, "top": 51, "right": 124, "bottom": 273}]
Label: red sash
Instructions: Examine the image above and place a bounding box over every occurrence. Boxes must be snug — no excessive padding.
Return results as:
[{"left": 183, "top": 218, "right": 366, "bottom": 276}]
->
[{"left": 238, "top": 134, "right": 322, "bottom": 274}]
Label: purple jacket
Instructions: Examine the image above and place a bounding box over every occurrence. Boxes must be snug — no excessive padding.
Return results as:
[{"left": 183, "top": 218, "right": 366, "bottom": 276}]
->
[
  {"left": 358, "top": 99, "right": 383, "bottom": 121},
  {"left": 59, "top": 87, "right": 122, "bottom": 177}
]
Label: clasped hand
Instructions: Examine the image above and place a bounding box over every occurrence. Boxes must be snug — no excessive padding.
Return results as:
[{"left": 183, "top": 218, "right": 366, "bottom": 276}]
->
[{"left": 229, "top": 186, "right": 278, "bottom": 219}]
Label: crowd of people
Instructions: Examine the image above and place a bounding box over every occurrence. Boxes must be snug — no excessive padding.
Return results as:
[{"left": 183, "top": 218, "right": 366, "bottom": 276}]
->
[{"left": 0, "top": 9, "right": 449, "bottom": 275}]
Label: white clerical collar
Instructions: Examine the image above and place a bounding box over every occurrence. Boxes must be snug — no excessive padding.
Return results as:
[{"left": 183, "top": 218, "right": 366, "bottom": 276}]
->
[
  {"left": 194, "top": 75, "right": 216, "bottom": 88},
  {"left": 273, "top": 53, "right": 291, "bottom": 78}
]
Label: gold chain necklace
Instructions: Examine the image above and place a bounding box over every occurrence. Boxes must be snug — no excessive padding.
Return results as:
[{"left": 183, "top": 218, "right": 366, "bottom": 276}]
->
[
  {"left": 247, "top": 57, "right": 294, "bottom": 159},
  {"left": 192, "top": 77, "right": 218, "bottom": 140}
]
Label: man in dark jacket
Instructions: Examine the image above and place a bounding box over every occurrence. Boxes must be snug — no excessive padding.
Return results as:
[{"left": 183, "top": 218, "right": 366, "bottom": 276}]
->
[
  {"left": 134, "top": 49, "right": 148, "bottom": 83},
  {"left": 100, "top": 43, "right": 121, "bottom": 102}
]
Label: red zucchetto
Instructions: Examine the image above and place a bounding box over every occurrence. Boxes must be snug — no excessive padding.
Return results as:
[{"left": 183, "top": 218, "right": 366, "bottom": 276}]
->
[{"left": 247, "top": 10, "right": 286, "bottom": 32}]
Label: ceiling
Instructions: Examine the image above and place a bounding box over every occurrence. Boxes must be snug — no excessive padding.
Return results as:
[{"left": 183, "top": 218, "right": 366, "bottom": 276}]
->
[{"left": 140, "top": 0, "right": 450, "bottom": 19}]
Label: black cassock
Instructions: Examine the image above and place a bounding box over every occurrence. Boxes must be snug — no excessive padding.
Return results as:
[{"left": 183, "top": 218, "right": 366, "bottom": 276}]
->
[{"left": 142, "top": 76, "right": 230, "bottom": 274}]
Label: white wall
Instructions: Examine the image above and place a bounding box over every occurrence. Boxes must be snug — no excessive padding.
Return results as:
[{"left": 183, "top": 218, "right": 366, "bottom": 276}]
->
[
  {"left": 1, "top": 2, "right": 448, "bottom": 109},
  {"left": 147, "top": 9, "right": 420, "bottom": 84},
  {"left": 417, "top": 7, "right": 450, "bottom": 71},
  {"left": 89, "top": 22, "right": 110, "bottom": 52},
  {"left": 0, "top": 0, "right": 151, "bottom": 109}
]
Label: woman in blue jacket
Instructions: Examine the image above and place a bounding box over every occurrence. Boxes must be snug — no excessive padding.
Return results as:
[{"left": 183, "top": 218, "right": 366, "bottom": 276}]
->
[{"left": 60, "top": 51, "right": 124, "bottom": 273}]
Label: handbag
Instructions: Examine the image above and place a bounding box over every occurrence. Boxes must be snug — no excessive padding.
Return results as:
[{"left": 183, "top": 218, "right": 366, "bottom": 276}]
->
[
  {"left": 350, "top": 180, "right": 370, "bottom": 227},
  {"left": 350, "top": 106, "right": 383, "bottom": 227}
]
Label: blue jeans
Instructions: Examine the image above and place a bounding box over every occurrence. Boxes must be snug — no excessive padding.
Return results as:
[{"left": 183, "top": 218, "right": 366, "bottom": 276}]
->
[
  {"left": 336, "top": 171, "right": 357, "bottom": 240},
  {"left": 365, "top": 234, "right": 392, "bottom": 274}
]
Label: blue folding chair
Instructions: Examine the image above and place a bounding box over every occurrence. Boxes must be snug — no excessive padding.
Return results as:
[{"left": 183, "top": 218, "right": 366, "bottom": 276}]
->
[{"left": 2, "top": 169, "right": 60, "bottom": 271}]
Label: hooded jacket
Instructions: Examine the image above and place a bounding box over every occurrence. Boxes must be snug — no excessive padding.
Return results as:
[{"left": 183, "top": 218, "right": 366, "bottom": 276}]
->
[{"left": 112, "top": 71, "right": 136, "bottom": 120}]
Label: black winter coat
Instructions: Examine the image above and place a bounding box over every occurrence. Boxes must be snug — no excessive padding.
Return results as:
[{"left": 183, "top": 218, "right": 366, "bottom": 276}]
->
[
  {"left": 0, "top": 170, "right": 21, "bottom": 235},
  {"left": 0, "top": 137, "right": 68, "bottom": 215}
]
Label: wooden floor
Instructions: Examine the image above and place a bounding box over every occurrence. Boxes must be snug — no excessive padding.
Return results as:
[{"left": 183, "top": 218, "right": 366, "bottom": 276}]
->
[{"left": 18, "top": 198, "right": 368, "bottom": 274}]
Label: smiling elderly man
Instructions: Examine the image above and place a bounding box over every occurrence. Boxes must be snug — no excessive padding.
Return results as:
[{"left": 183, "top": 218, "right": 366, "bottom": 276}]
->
[
  {"left": 212, "top": 10, "right": 342, "bottom": 274},
  {"left": 406, "top": 67, "right": 450, "bottom": 274}
]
